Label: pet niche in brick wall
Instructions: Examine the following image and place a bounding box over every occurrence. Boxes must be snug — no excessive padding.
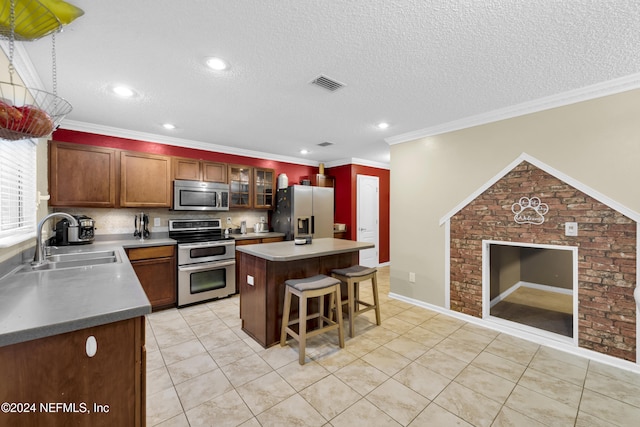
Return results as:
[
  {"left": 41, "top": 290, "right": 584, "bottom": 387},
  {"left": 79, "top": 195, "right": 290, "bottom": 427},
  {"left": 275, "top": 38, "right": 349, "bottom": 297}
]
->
[{"left": 511, "top": 196, "right": 548, "bottom": 225}]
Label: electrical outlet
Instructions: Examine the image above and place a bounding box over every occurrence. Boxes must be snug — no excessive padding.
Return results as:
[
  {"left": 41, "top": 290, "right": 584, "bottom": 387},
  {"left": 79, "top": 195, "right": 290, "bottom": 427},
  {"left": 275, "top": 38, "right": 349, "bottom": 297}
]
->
[
  {"left": 227, "top": 217, "right": 232, "bottom": 224},
  {"left": 409, "top": 272, "right": 416, "bottom": 283},
  {"left": 565, "top": 222, "right": 578, "bottom": 236},
  {"left": 153, "top": 217, "right": 160, "bottom": 227},
  {"left": 260, "top": 216, "right": 265, "bottom": 223},
  {"left": 247, "top": 275, "right": 254, "bottom": 286}
]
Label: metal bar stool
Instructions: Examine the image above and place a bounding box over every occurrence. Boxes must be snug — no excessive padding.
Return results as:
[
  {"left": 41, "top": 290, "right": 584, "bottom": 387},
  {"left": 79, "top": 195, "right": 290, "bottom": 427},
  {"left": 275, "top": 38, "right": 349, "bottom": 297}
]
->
[
  {"left": 280, "top": 274, "right": 345, "bottom": 365},
  {"left": 331, "top": 265, "right": 381, "bottom": 337}
]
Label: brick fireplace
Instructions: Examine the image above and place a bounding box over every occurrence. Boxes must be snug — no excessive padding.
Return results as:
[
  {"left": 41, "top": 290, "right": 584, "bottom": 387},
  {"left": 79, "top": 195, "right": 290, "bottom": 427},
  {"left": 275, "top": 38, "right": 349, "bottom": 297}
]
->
[{"left": 444, "top": 154, "right": 637, "bottom": 362}]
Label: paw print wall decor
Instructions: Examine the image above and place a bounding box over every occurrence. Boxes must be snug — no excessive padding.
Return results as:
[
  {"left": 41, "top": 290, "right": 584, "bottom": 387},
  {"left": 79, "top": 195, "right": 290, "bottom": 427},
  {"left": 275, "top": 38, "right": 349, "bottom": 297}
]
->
[{"left": 511, "top": 197, "right": 549, "bottom": 225}]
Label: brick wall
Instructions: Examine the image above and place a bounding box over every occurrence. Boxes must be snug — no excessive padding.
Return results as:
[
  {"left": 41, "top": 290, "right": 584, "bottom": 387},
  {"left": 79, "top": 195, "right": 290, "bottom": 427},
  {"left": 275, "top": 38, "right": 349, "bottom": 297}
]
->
[{"left": 450, "top": 161, "right": 637, "bottom": 362}]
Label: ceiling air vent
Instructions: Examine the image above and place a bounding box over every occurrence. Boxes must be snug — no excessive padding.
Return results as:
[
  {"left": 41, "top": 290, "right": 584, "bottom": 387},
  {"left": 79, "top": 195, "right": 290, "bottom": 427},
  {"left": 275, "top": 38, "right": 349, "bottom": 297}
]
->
[
  {"left": 310, "top": 75, "right": 345, "bottom": 92},
  {"left": 318, "top": 141, "right": 334, "bottom": 147}
]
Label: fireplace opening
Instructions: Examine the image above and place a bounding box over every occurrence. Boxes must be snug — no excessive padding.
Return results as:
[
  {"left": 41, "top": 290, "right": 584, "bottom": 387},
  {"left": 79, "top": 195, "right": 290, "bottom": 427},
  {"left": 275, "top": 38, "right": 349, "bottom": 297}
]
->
[{"left": 483, "top": 241, "right": 577, "bottom": 341}]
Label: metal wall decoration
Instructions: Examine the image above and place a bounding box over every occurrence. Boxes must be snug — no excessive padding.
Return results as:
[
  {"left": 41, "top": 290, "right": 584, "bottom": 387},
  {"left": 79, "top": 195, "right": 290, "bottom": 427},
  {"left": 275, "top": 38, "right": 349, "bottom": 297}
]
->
[{"left": 511, "top": 196, "right": 548, "bottom": 225}]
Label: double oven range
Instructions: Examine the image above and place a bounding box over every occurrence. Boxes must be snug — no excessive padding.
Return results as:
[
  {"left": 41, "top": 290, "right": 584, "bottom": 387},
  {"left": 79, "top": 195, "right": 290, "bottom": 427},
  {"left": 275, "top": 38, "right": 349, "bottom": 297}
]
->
[{"left": 169, "top": 218, "right": 236, "bottom": 307}]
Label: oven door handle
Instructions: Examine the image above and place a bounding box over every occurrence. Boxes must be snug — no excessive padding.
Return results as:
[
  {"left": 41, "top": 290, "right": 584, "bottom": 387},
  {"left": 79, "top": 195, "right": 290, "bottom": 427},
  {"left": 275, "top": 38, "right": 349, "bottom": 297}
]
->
[
  {"left": 179, "top": 241, "right": 234, "bottom": 250},
  {"left": 178, "top": 260, "right": 236, "bottom": 272}
]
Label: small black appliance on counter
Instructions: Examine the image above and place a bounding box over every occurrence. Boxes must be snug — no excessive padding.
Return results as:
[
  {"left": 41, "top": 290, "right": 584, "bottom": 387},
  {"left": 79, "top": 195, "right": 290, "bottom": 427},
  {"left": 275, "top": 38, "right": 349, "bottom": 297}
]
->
[{"left": 50, "top": 215, "right": 95, "bottom": 245}]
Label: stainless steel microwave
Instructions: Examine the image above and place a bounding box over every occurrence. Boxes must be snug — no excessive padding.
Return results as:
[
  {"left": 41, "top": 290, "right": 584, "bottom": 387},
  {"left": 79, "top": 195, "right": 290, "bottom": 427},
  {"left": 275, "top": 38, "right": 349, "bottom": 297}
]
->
[{"left": 173, "top": 180, "right": 230, "bottom": 211}]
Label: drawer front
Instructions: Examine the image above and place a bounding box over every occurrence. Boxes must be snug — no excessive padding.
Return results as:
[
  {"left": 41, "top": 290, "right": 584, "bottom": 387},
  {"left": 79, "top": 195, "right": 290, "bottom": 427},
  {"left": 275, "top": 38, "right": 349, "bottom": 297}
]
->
[{"left": 127, "top": 245, "right": 175, "bottom": 261}]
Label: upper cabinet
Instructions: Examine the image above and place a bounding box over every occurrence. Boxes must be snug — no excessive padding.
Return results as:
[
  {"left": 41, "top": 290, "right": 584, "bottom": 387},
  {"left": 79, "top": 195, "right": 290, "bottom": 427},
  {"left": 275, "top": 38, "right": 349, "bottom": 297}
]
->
[
  {"left": 228, "top": 164, "right": 252, "bottom": 208},
  {"left": 174, "top": 157, "right": 227, "bottom": 183},
  {"left": 254, "top": 167, "right": 275, "bottom": 209},
  {"left": 120, "top": 151, "right": 172, "bottom": 208},
  {"left": 49, "top": 141, "right": 117, "bottom": 207}
]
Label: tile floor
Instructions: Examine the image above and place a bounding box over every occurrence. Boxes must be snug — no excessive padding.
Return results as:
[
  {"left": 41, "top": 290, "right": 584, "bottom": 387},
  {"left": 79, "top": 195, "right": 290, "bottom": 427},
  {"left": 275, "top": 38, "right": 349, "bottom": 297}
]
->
[{"left": 145, "top": 266, "right": 640, "bottom": 426}]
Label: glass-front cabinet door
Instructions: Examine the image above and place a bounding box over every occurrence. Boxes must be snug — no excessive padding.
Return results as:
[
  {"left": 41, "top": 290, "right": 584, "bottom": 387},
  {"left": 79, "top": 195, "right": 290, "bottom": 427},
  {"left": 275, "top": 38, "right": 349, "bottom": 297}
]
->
[
  {"left": 228, "top": 165, "right": 252, "bottom": 208},
  {"left": 254, "top": 168, "right": 275, "bottom": 209}
]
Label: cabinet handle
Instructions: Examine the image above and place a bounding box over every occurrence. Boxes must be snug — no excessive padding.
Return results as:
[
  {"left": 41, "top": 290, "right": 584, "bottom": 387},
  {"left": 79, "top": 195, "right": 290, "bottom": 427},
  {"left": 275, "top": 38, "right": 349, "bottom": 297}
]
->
[{"left": 86, "top": 335, "right": 97, "bottom": 357}]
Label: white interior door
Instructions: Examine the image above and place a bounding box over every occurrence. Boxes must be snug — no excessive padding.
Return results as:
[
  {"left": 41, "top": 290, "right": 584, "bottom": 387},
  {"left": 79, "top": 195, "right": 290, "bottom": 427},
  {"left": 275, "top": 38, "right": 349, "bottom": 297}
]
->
[{"left": 357, "top": 175, "right": 379, "bottom": 267}]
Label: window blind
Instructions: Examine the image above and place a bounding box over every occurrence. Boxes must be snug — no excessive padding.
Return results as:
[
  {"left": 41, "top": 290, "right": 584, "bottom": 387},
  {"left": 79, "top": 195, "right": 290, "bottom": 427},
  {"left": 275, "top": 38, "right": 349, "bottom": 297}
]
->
[{"left": 0, "top": 139, "right": 37, "bottom": 240}]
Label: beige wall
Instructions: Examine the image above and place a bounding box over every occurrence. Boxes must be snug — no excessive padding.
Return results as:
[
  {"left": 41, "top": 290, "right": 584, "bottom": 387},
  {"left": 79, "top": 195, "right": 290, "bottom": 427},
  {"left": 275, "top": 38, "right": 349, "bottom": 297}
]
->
[{"left": 390, "top": 89, "right": 640, "bottom": 307}]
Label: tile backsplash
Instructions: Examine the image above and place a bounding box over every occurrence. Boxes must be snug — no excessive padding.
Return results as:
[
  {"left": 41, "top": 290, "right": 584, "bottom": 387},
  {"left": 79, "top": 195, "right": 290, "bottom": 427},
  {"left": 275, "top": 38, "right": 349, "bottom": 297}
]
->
[{"left": 53, "top": 208, "right": 272, "bottom": 235}]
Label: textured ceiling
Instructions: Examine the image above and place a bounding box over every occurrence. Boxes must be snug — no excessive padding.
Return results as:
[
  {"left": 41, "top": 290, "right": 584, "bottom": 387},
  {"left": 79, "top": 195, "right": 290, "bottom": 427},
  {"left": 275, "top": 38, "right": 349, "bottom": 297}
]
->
[{"left": 14, "top": 0, "right": 640, "bottom": 166}]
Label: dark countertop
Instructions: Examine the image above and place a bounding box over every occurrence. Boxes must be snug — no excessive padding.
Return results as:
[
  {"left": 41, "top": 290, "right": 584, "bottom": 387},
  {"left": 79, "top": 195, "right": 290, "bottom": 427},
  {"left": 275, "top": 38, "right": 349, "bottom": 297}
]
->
[
  {"left": 235, "top": 237, "right": 374, "bottom": 262},
  {"left": 0, "top": 237, "right": 175, "bottom": 348}
]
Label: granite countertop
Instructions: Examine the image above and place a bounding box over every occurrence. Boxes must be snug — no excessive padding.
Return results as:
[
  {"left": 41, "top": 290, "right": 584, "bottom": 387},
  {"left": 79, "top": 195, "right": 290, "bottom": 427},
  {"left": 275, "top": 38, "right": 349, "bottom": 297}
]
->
[
  {"left": 0, "top": 237, "right": 176, "bottom": 348},
  {"left": 231, "top": 231, "right": 285, "bottom": 240},
  {"left": 235, "top": 237, "right": 374, "bottom": 261}
]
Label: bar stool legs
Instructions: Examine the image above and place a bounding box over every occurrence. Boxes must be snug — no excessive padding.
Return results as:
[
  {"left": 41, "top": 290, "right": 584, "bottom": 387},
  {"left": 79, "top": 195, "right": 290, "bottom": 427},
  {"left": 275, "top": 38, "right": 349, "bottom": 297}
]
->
[
  {"left": 280, "top": 274, "right": 345, "bottom": 365},
  {"left": 331, "top": 266, "right": 381, "bottom": 338}
]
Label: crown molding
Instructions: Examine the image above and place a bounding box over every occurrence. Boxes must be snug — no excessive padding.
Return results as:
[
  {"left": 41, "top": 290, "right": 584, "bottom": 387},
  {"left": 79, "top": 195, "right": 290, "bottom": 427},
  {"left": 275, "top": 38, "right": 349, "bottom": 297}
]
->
[
  {"left": 325, "top": 158, "right": 390, "bottom": 170},
  {"left": 386, "top": 73, "right": 640, "bottom": 146},
  {"left": 59, "top": 120, "right": 322, "bottom": 166}
]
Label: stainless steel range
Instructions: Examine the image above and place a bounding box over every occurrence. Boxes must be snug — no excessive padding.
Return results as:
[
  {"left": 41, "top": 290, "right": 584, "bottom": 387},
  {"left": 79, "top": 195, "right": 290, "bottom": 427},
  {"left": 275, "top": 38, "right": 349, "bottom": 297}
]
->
[{"left": 169, "top": 218, "right": 236, "bottom": 307}]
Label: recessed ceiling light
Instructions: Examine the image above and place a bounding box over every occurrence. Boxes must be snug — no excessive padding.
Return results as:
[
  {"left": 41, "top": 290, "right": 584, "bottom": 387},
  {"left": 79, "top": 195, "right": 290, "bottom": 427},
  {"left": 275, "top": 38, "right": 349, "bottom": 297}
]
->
[
  {"left": 112, "top": 85, "right": 135, "bottom": 97},
  {"left": 206, "top": 57, "right": 229, "bottom": 71},
  {"left": 300, "top": 149, "right": 309, "bottom": 155},
  {"left": 162, "top": 123, "right": 176, "bottom": 130},
  {"left": 377, "top": 122, "right": 390, "bottom": 129}
]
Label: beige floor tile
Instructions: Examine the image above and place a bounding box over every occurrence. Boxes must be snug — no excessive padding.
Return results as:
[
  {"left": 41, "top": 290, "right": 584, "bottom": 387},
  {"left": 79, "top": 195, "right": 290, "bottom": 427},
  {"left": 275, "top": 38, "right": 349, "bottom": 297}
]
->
[
  {"left": 220, "top": 353, "right": 274, "bottom": 387},
  {"left": 491, "top": 406, "right": 546, "bottom": 427},
  {"left": 175, "top": 368, "right": 234, "bottom": 411},
  {"left": 588, "top": 361, "right": 640, "bottom": 387},
  {"left": 415, "top": 348, "right": 468, "bottom": 379},
  {"left": 147, "top": 348, "right": 166, "bottom": 372},
  {"left": 343, "top": 334, "right": 381, "bottom": 357},
  {"left": 380, "top": 316, "right": 415, "bottom": 334},
  {"left": 299, "top": 374, "right": 361, "bottom": 419},
  {"left": 361, "top": 346, "right": 412, "bottom": 376},
  {"left": 330, "top": 398, "right": 401, "bottom": 427},
  {"left": 383, "top": 335, "right": 429, "bottom": 360},
  {"left": 334, "top": 358, "right": 390, "bottom": 396},
  {"left": 258, "top": 342, "right": 302, "bottom": 370},
  {"left": 238, "top": 417, "right": 261, "bottom": 427},
  {"left": 147, "top": 387, "right": 184, "bottom": 426},
  {"left": 361, "top": 323, "right": 401, "bottom": 345},
  {"left": 459, "top": 322, "right": 500, "bottom": 340},
  {"left": 154, "top": 412, "right": 190, "bottom": 427},
  {"left": 188, "top": 318, "right": 229, "bottom": 337},
  {"left": 393, "top": 362, "right": 451, "bottom": 400},
  {"left": 185, "top": 389, "right": 253, "bottom": 427},
  {"left": 256, "top": 394, "right": 327, "bottom": 427},
  {"left": 147, "top": 366, "right": 174, "bottom": 396},
  {"left": 314, "top": 347, "right": 359, "bottom": 372},
  {"left": 166, "top": 353, "right": 218, "bottom": 385},
  {"left": 420, "top": 315, "right": 465, "bottom": 336},
  {"left": 534, "top": 345, "right": 589, "bottom": 369},
  {"left": 575, "top": 410, "right": 619, "bottom": 427},
  {"left": 434, "top": 382, "right": 503, "bottom": 427},
  {"left": 148, "top": 309, "right": 184, "bottom": 325},
  {"left": 180, "top": 307, "right": 218, "bottom": 327},
  {"left": 470, "top": 351, "right": 526, "bottom": 383},
  {"left": 519, "top": 367, "right": 583, "bottom": 408},
  {"left": 408, "top": 403, "right": 473, "bottom": 427},
  {"left": 584, "top": 370, "right": 640, "bottom": 407},
  {"left": 434, "top": 336, "right": 486, "bottom": 363},
  {"left": 402, "top": 325, "right": 447, "bottom": 348},
  {"left": 199, "top": 327, "right": 242, "bottom": 351},
  {"left": 366, "top": 378, "right": 430, "bottom": 425},
  {"left": 454, "top": 365, "right": 515, "bottom": 404},
  {"left": 528, "top": 349, "right": 588, "bottom": 386},
  {"left": 154, "top": 327, "right": 197, "bottom": 349},
  {"left": 449, "top": 327, "right": 497, "bottom": 347},
  {"left": 236, "top": 371, "right": 296, "bottom": 415},
  {"left": 484, "top": 335, "right": 538, "bottom": 366},
  {"left": 276, "top": 359, "right": 331, "bottom": 391},
  {"left": 579, "top": 388, "right": 640, "bottom": 426},
  {"left": 504, "top": 385, "right": 577, "bottom": 426},
  {"left": 161, "top": 338, "right": 208, "bottom": 366},
  {"left": 208, "top": 340, "right": 256, "bottom": 367}
]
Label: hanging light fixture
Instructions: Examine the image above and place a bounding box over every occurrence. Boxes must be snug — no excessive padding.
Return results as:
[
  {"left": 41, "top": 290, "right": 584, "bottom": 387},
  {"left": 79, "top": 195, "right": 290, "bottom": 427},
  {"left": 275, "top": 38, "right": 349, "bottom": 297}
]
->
[{"left": 0, "top": 0, "right": 82, "bottom": 140}]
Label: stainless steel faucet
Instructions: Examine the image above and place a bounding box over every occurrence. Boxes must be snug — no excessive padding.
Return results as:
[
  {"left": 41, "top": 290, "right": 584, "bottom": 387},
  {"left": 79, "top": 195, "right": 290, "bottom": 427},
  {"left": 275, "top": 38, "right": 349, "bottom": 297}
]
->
[{"left": 32, "top": 212, "right": 79, "bottom": 266}]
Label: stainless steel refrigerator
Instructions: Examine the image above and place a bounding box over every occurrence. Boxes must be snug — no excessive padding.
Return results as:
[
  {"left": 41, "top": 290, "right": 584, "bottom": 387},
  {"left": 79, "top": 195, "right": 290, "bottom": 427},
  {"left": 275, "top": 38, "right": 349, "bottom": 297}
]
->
[{"left": 272, "top": 185, "right": 334, "bottom": 240}]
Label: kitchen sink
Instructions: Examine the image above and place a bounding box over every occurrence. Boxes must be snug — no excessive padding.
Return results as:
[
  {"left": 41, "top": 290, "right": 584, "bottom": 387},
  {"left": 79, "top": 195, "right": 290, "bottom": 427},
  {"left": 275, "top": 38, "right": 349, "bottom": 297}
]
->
[{"left": 18, "top": 250, "right": 121, "bottom": 273}]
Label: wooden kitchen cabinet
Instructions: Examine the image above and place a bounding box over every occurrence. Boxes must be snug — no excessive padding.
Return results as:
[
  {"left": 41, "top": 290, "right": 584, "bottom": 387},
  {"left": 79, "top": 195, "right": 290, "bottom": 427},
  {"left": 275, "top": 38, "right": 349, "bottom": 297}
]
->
[
  {"left": 234, "top": 236, "right": 283, "bottom": 246},
  {"left": 174, "top": 157, "right": 227, "bottom": 183},
  {"left": 126, "top": 245, "right": 177, "bottom": 311},
  {"left": 228, "top": 164, "right": 252, "bottom": 208},
  {"left": 120, "top": 151, "right": 172, "bottom": 207},
  {"left": 254, "top": 167, "right": 275, "bottom": 208},
  {"left": 0, "top": 317, "right": 145, "bottom": 427},
  {"left": 49, "top": 141, "right": 118, "bottom": 207}
]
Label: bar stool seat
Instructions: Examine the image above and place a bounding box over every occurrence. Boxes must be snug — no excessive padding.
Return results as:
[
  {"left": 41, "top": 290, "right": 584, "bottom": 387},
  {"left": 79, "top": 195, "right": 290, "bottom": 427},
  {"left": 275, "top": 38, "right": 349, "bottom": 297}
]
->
[
  {"left": 280, "top": 274, "right": 345, "bottom": 365},
  {"left": 331, "top": 265, "right": 381, "bottom": 337}
]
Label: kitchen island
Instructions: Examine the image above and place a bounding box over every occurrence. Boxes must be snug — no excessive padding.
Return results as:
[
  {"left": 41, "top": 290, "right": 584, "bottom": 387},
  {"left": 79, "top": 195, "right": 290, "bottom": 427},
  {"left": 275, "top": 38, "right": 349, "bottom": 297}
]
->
[{"left": 236, "top": 238, "right": 374, "bottom": 347}]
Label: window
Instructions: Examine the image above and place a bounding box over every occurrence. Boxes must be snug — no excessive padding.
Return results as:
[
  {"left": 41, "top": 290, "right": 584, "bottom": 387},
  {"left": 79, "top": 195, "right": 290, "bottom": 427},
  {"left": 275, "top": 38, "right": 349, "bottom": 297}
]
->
[{"left": 0, "top": 139, "right": 37, "bottom": 246}]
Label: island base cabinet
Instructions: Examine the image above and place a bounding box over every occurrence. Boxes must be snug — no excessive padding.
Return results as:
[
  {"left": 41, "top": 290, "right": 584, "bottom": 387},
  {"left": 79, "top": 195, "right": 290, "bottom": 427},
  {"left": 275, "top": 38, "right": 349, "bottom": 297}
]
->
[
  {"left": 0, "top": 317, "right": 145, "bottom": 427},
  {"left": 238, "top": 251, "right": 358, "bottom": 348}
]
